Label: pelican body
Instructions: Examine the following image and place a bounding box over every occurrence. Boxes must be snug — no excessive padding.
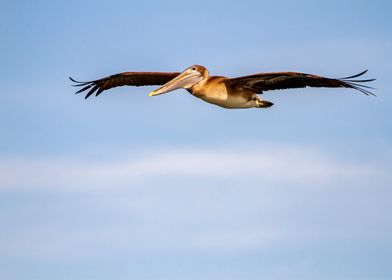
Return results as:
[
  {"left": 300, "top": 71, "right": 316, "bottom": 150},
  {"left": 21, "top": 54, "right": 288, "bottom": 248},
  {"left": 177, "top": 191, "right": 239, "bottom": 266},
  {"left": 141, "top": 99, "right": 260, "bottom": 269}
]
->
[{"left": 71, "top": 65, "right": 374, "bottom": 109}]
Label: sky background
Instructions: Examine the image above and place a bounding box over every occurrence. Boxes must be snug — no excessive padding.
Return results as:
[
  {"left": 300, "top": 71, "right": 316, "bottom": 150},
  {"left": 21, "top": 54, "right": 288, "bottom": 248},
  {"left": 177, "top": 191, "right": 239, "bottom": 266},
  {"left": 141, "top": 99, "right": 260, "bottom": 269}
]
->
[{"left": 1, "top": 0, "right": 391, "bottom": 279}]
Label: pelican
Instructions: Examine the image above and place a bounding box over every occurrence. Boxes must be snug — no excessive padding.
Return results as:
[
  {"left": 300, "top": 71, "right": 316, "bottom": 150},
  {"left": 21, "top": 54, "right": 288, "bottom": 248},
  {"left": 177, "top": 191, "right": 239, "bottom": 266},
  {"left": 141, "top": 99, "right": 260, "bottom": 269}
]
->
[{"left": 70, "top": 65, "right": 375, "bottom": 109}]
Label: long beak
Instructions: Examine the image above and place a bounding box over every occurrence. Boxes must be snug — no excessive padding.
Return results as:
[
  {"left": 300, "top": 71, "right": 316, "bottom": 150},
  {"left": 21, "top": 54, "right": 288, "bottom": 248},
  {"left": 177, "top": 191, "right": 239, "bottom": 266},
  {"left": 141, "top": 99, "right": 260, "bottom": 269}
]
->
[{"left": 148, "top": 71, "right": 200, "bottom": 97}]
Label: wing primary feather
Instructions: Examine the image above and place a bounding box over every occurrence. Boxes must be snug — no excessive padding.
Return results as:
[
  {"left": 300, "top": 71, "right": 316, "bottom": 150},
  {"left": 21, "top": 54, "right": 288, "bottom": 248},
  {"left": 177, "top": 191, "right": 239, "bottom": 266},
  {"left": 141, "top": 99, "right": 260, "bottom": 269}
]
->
[
  {"left": 345, "top": 82, "right": 375, "bottom": 89},
  {"left": 354, "top": 86, "right": 373, "bottom": 96},
  {"left": 95, "top": 87, "right": 105, "bottom": 96},
  {"left": 75, "top": 84, "right": 93, "bottom": 94},
  {"left": 342, "top": 78, "right": 376, "bottom": 83},
  {"left": 345, "top": 83, "right": 376, "bottom": 96},
  {"left": 85, "top": 85, "right": 99, "bottom": 99},
  {"left": 339, "top": 70, "right": 368, "bottom": 80},
  {"left": 69, "top": 77, "right": 81, "bottom": 83},
  {"left": 69, "top": 77, "right": 91, "bottom": 86}
]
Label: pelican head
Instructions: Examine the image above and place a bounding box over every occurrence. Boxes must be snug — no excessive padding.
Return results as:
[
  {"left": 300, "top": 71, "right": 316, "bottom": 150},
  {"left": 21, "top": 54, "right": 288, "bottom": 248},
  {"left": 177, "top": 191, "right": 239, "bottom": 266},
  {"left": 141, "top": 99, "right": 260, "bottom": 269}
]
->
[{"left": 149, "top": 65, "right": 208, "bottom": 96}]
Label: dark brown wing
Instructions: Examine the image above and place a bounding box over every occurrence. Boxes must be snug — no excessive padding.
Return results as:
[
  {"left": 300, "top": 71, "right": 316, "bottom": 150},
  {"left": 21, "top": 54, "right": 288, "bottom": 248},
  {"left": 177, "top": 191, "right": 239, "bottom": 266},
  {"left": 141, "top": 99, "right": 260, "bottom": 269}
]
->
[
  {"left": 228, "top": 70, "right": 375, "bottom": 96},
  {"left": 70, "top": 72, "right": 180, "bottom": 99}
]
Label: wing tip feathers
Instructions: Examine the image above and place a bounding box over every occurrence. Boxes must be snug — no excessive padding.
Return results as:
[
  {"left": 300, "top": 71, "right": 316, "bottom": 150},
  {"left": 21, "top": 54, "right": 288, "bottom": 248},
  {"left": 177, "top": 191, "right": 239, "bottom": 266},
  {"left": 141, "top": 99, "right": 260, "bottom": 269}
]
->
[{"left": 339, "top": 69, "right": 376, "bottom": 96}]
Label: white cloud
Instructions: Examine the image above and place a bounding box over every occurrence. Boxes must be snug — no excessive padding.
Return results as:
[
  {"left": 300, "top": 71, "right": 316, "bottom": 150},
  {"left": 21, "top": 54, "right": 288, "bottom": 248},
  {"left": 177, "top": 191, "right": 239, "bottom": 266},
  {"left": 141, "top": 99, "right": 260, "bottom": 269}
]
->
[
  {"left": 0, "top": 144, "right": 391, "bottom": 260},
  {"left": 0, "top": 143, "right": 386, "bottom": 192}
]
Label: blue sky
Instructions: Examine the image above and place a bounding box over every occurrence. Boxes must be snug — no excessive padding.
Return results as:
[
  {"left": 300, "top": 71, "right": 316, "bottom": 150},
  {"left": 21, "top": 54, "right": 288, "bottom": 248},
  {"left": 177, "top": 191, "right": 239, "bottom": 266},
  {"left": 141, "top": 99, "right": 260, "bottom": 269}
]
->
[{"left": 1, "top": 0, "right": 391, "bottom": 279}]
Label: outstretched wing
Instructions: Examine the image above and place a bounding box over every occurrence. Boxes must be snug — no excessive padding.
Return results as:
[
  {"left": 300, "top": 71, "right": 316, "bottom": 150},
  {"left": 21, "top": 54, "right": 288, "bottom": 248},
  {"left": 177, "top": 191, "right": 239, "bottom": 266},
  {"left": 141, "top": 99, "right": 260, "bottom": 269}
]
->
[
  {"left": 70, "top": 71, "right": 180, "bottom": 99},
  {"left": 228, "top": 70, "right": 375, "bottom": 96}
]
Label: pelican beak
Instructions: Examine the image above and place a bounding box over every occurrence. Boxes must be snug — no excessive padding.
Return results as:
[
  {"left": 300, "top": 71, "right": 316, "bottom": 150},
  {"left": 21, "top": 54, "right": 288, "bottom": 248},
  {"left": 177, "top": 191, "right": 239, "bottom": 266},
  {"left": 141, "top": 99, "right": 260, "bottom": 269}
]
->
[{"left": 148, "top": 71, "right": 201, "bottom": 97}]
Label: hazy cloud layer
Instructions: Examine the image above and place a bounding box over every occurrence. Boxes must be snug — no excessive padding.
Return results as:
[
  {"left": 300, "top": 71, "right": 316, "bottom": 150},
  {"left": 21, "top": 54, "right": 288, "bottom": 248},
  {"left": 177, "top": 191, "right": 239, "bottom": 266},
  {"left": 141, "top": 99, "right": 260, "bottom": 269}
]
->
[
  {"left": 1, "top": 144, "right": 390, "bottom": 261},
  {"left": 0, "top": 144, "right": 387, "bottom": 192}
]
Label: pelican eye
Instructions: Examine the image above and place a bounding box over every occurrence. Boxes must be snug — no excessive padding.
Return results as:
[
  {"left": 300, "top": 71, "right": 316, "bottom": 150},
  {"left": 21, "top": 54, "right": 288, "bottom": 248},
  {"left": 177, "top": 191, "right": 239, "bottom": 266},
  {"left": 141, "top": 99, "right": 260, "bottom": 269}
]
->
[{"left": 192, "top": 67, "right": 196, "bottom": 70}]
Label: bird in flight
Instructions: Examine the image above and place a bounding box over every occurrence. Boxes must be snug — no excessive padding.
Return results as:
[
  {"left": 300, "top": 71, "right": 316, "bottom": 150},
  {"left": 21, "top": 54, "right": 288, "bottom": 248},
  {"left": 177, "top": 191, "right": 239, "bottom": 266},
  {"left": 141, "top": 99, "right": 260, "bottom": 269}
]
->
[{"left": 70, "top": 65, "right": 375, "bottom": 109}]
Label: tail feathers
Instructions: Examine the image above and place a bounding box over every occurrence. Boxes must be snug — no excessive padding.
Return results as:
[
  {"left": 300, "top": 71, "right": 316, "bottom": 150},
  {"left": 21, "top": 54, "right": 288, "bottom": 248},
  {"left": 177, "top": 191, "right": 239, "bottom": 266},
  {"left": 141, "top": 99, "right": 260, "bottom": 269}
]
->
[{"left": 258, "top": 100, "right": 274, "bottom": 108}]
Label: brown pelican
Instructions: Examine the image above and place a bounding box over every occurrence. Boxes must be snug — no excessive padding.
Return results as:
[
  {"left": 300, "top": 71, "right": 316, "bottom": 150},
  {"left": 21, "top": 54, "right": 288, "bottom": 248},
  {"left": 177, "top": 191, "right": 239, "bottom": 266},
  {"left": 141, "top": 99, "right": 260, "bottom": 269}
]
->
[{"left": 70, "top": 65, "right": 375, "bottom": 109}]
